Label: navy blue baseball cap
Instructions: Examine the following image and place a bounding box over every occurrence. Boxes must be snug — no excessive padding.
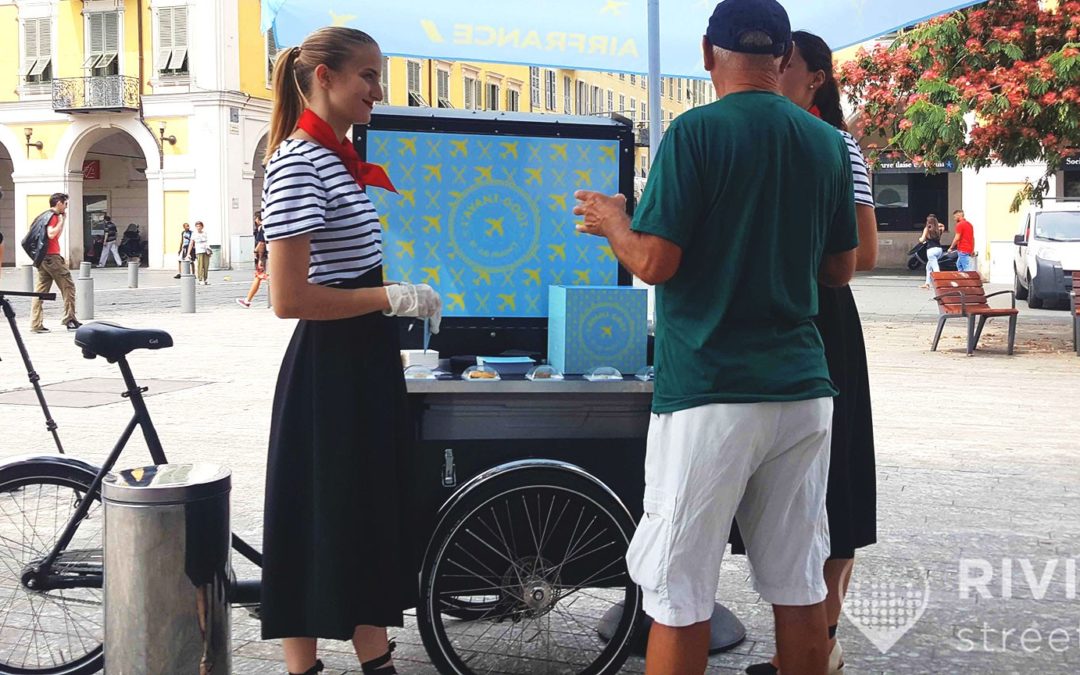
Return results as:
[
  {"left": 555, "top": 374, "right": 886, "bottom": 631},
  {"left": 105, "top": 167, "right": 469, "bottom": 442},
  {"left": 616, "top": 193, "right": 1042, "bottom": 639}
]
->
[{"left": 706, "top": 0, "right": 792, "bottom": 57}]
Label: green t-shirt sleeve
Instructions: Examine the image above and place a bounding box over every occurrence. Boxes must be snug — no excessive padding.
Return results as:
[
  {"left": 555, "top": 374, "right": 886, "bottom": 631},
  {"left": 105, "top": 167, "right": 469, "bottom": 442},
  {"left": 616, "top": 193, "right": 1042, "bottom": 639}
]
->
[
  {"left": 630, "top": 120, "right": 703, "bottom": 250},
  {"left": 826, "top": 133, "right": 859, "bottom": 254}
]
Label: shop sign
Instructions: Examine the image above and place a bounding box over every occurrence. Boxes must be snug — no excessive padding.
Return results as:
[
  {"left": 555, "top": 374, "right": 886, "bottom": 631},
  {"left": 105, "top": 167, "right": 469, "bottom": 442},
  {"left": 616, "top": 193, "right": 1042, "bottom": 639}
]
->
[{"left": 82, "top": 160, "right": 101, "bottom": 180}]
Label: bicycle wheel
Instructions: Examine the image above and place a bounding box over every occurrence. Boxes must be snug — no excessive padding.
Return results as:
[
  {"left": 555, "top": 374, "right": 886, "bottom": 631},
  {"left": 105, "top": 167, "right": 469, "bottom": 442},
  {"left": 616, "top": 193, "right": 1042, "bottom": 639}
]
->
[
  {"left": 418, "top": 465, "right": 642, "bottom": 675},
  {"left": 0, "top": 461, "right": 104, "bottom": 675}
]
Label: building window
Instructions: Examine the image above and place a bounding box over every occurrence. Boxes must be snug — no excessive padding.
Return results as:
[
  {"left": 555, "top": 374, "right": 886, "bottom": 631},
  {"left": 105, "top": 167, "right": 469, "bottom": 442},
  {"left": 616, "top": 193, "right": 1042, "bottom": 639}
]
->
[
  {"left": 641, "top": 76, "right": 646, "bottom": 89},
  {"left": 507, "top": 88, "right": 520, "bottom": 112},
  {"left": 22, "top": 17, "right": 53, "bottom": 85},
  {"left": 84, "top": 11, "right": 120, "bottom": 77},
  {"left": 607, "top": 90, "right": 614, "bottom": 114},
  {"left": 591, "top": 86, "right": 601, "bottom": 115},
  {"left": 545, "top": 70, "right": 557, "bottom": 111},
  {"left": 407, "top": 60, "right": 427, "bottom": 106},
  {"left": 487, "top": 81, "right": 500, "bottom": 111},
  {"left": 379, "top": 56, "right": 390, "bottom": 104},
  {"left": 563, "top": 76, "right": 571, "bottom": 114},
  {"left": 619, "top": 72, "right": 625, "bottom": 81},
  {"left": 436, "top": 68, "right": 451, "bottom": 107},
  {"left": 530, "top": 67, "right": 540, "bottom": 110},
  {"left": 576, "top": 80, "right": 588, "bottom": 115},
  {"left": 677, "top": 80, "right": 683, "bottom": 102},
  {"left": 629, "top": 74, "right": 636, "bottom": 86},
  {"left": 619, "top": 93, "right": 625, "bottom": 116},
  {"left": 660, "top": 77, "right": 666, "bottom": 97},
  {"left": 265, "top": 29, "right": 279, "bottom": 87},
  {"left": 1065, "top": 171, "right": 1080, "bottom": 200},
  {"left": 156, "top": 6, "right": 189, "bottom": 76},
  {"left": 464, "top": 74, "right": 476, "bottom": 109},
  {"left": 630, "top": 97, "right": 637, "bottom": 122}
]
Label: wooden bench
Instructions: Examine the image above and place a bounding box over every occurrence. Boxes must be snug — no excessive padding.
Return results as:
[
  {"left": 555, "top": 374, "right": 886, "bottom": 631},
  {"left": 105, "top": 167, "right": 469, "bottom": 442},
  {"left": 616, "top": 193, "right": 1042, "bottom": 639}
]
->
[
  {"left": 1071, "top": 271, "right": 1080, "bottom": 356},
  {"left": 930, "top": 271, "right": 1018, "bottom": 356}
]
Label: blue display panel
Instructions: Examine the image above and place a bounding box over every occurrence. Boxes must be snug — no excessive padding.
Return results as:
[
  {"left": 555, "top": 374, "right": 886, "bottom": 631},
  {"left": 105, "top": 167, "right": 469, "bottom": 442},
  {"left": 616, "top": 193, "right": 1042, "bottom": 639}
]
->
[{"left": 367, "top": 130, "right": 621, "bottom": 318}]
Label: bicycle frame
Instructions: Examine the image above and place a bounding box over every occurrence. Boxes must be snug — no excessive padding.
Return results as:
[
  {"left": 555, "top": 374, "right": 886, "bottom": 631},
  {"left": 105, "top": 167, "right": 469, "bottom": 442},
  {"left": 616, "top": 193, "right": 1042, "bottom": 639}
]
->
[
  {"left": 0, "top": 291, "right": 64, "bottom": 454},
  {"left": 26, "top": 351, "right": 263, "bottom": 596}
]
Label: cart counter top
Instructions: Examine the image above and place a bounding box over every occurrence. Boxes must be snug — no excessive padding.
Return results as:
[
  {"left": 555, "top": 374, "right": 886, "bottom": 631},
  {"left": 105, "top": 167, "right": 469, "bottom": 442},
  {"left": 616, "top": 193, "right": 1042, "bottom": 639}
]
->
[{"left": 405, "top": 377, "right": 654, "bottom": 395}]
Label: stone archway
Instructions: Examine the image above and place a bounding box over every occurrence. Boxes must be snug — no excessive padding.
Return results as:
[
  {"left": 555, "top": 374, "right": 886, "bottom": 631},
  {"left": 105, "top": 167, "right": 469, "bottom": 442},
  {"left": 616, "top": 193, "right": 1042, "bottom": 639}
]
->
[
  {"left": 0, "top": 140, "right": 17, "bottom": 270},
  {"left": 252, "top": 134, "right": 268, "bottom": 216},
  {"left": 56, "top": 120, "right": 161, "bottom": 266}
]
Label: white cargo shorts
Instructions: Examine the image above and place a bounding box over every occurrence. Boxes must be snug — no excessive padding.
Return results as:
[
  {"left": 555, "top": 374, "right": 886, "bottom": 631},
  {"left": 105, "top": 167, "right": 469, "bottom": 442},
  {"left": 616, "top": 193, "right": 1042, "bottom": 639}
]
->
[{"left": 625, "top": 398, "right": 833, "bottom": 627}]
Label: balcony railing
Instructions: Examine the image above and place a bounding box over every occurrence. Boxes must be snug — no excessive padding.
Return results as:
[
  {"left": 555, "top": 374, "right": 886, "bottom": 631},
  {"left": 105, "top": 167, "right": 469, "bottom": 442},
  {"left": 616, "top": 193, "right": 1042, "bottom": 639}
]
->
[{"left": 52, "top": 75, "right": 141, "bottom": 113}]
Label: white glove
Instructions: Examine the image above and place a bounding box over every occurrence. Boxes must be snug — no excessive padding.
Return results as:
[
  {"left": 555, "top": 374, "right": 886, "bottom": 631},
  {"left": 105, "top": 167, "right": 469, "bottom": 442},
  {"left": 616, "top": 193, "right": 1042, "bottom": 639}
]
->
[{"left": 384, "top": 283, "right": 442, "bottom": 334}]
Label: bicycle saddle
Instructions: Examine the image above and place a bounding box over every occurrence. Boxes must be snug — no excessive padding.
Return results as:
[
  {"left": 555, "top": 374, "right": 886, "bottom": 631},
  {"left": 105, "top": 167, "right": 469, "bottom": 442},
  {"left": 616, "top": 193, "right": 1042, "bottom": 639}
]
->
[{"left": 74, "top": 322, "right": 173, "bottom": 362}]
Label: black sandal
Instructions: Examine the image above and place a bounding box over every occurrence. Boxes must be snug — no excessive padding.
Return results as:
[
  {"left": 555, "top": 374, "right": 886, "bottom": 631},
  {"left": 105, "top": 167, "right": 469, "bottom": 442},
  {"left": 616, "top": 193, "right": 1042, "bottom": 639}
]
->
[
  {"left": 361, "top": 639, "right": 397, "bottom": 674},
  {"left": 288, "top": 659, "right": 324, "bottom": 675}
]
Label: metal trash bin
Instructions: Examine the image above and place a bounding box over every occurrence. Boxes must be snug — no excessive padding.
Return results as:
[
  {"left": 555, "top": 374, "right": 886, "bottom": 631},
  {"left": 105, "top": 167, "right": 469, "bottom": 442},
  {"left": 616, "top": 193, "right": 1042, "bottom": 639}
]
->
[{"left": 103, "top": 463, "right": 232, "bottom": 675}]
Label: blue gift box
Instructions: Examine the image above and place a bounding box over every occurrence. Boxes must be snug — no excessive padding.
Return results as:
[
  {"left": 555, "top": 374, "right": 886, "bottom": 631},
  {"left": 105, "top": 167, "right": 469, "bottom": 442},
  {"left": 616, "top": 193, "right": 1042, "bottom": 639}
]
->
[{"left": 547, "top": 285, "right": 648, "bottom": 375}]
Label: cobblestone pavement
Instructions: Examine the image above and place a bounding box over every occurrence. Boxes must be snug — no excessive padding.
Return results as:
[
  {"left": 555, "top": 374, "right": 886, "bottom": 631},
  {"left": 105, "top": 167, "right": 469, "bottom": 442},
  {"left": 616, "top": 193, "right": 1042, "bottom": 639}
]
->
[{"left": 0, "top": 270, "right": 1078, "bottom": 673}]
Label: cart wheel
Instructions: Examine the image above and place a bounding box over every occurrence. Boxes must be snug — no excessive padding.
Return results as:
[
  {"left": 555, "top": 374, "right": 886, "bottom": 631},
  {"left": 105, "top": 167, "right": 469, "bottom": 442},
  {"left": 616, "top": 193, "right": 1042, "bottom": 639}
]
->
[{"left": 418, "top": 465, "right": 642, "bottom": 675}]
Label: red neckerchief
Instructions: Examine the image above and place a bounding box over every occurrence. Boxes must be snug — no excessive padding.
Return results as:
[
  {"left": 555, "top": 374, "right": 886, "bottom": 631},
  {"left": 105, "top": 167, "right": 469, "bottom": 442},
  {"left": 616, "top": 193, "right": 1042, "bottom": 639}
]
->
[
  {"left": 296, "top": 109, "right": 396, "bottom": 193},
  {"left": 808, "top": 105, "right": 822, "bottom": 118}
]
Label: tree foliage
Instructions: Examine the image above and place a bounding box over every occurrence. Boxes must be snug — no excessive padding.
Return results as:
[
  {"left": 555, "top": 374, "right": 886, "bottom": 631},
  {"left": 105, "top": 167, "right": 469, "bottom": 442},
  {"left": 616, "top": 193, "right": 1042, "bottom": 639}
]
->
[{"left": 839, "top": 0, "right": 1080, "bottom": 206}]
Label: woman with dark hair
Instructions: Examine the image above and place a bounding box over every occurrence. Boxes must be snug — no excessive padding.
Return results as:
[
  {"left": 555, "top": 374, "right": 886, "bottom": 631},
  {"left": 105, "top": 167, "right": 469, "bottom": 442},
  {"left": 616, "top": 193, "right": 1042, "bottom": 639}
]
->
[
  {"left": 260, "top": 25, "right": 441, "bottom": 675},
  {"left": 918, "top": 214, "right": 945, "bottom": 288},
  {"left": 742, "top": 30, "right": 879, "bottom": 675}
]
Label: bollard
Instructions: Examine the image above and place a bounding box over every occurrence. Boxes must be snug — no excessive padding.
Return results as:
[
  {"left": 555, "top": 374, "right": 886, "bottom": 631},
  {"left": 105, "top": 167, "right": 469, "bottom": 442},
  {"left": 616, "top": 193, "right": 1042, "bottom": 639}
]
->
[
  {"left": 127, "top": 260, "right": 139, "bottom": 288},
  {"left": 20, "top": 265, "right": 35, "bottom": 292},
  {"left": 103, "top": 464, "right": 231, "bottom": 674},
  {"left": 76, "top": 262, "right": 94, "bottom": 320},
  {"left": 180, "top": 260, "right": 196, "bottom": 313}
]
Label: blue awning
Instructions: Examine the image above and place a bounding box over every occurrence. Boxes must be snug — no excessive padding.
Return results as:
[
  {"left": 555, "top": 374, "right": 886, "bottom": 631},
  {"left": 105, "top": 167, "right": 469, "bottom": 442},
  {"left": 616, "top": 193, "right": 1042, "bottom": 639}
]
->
[{"left": 261, "top": 0, "right": 983, "bottom": 79}]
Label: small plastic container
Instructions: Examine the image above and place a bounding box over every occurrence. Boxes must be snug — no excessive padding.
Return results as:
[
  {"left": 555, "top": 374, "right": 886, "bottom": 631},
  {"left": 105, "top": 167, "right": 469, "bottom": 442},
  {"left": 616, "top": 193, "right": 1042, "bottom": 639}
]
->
[
  {"left": 635, "top": 366, "right": 655, "bottom": 382},
  {"left": 462, "top": 365, "right": 501, "bottom": 381},
  {"left": 525, "top": 365, "right": 564, "bottom": 381},
  {"left": 583, "top": 366, "right": 623, "bottom": 382},
  {"left": 404, "top": 365, "right": 437, "bottom": 380}
]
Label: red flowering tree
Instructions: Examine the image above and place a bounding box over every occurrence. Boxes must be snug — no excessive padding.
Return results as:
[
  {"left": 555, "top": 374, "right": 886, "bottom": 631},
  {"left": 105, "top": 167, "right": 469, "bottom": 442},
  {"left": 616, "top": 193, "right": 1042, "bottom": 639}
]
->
[{"left": 839, "top": 0, "right": 1080, "bottom": 207}]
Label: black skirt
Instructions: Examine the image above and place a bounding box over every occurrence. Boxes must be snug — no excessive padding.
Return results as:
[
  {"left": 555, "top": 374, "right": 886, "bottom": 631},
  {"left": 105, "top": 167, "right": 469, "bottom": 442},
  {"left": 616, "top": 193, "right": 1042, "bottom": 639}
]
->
[
  {"left": 731, "top": 284, "right": 877, "bottom": 560},
  {"left": 261, "top": 266, "right": 415, "bottom": 640}
]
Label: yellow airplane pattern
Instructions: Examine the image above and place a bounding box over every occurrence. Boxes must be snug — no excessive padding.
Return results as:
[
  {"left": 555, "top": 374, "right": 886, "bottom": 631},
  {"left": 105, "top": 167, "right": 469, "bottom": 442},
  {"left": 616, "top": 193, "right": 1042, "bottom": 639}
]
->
[
  {"left": 329, "top": 10, "right": 356, "bottom": 26},
  {"left": 475, "top": 166, "right": 494, "bottom": 182},
  {"left": 574, "top": 169, "right": 592, "bottom": 186},
  {"left": 548, "top": 244, "right": 566, "bottom": 261},
  {"left": 422, "top": 164, "right": 442, "bottom": 182},
  {"left": 600, "top": 0, "right": 628, "bottom": 16},
  {"left": 523, "top": 269, "right": 542, "bottom": 286},
  {"left": 450, "top": 139, "right": 469, "bottom": 157},
  {"left": 497, "top": 294, "right": 517, "bottom": 311},
  {"left": 499, "top": 141, "right": 519, "bottom": 159},
  {"left": 379, "top": 214, "right": 390, "bottom": 231},
  {"left": 447, "top": 293, "right": 466, "bottom": 311},
  {"left": 548, "top": 194, "right": 568, "bottom": 211},
  {"left": 484, "top": 217, "right": 505, "bottom": 238},
  {"left": 474, "top": 269, "right": 492, "bottom": 285},
  {"left": 399, "top": 189, "right": 416, "bottom": 207},
  {"left": 601, "top": 326, "right": 613, "bottom": 337},
  {"left": 421, "top": 266, "right": 441, "bottom": 285},
  {"left": 396, "top": 240, "right": 415, "bottom": 258},
  {"left": 574, "top": 270, "right": 591, "bottom": 284},
  {"left": 525, "top": 168, "right": 543, "bottom": 185},
  {"left": 600, "top": 146, "right": 617, "bottom": 162},
  {"left": 423, "top": 216, "right": 442, "bottom": 234},
  {"left": 549, "top": 144, "right": 568, "bottom": 161},
  {"left": 398, "top": 137, "right": 418, "bottom": 156},
  {"left": 598, "top": 245, "right": 616, "bottom": 261}
]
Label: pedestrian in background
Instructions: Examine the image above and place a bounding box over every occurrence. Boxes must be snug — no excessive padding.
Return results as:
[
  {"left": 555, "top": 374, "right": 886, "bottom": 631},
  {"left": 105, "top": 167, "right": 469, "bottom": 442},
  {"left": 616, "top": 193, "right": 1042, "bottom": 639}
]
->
[
  {"left": 918, "top": 214, "right": 944, "bottom": 288},
  {"left": 237, "top": 212, "right": 268, "bottom": 308},
  {"left": 175, "top": 222, "right": 193, "bottom": 279},
  {"left": 96, "top": 214, "right": 121, "bottom": 268},
  {"left": 950, "top": 209, "right": 976, "bottom": 272},
  {"left": 29, "top": 193, "right": 81, "bottom": 333},
  {"left": 192, "top": 220, "right": 211, "bottom": 284}
]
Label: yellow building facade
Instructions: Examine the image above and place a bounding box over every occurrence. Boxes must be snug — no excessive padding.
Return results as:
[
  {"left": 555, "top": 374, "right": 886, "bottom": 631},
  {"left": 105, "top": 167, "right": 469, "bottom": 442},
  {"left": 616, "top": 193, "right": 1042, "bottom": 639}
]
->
[{"left": 0, "top": 0, "right": 713, "bottom": 271}]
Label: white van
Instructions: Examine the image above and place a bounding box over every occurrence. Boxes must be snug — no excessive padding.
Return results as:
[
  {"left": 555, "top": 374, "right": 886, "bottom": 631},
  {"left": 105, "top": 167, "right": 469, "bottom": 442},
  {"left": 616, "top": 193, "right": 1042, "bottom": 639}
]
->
[{"left": 1012, "top": 201, "right": 1080, "bottom": 308}]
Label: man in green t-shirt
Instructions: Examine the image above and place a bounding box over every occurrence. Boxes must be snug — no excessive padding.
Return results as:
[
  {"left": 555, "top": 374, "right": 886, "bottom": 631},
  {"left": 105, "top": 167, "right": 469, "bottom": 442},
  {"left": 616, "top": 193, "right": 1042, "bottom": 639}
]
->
[{"left": 573, "top": 1, "right": 857, "bottom": 672}]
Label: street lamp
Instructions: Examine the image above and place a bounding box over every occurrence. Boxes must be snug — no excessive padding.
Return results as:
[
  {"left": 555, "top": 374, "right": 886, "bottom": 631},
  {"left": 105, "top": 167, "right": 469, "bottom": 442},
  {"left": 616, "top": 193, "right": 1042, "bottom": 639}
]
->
[
  {"left": 24, "top": 128, "right": 43, "bottom": 157},
  {"left": 158, "top": 121, "right": 176, "bottom": 146}
]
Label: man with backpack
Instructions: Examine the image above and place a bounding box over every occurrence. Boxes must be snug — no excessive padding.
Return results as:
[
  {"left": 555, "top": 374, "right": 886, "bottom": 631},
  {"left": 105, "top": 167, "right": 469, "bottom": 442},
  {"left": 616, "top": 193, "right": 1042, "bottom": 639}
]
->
[{"left": 23, "top": 193, "right": 81, "bottom": 333}]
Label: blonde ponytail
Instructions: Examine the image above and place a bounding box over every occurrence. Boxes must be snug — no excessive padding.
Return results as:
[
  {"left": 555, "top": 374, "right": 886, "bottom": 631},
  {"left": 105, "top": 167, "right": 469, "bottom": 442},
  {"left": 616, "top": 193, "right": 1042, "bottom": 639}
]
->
[{"left": 265, "top": 28, "right": 379, "bottom": 164}]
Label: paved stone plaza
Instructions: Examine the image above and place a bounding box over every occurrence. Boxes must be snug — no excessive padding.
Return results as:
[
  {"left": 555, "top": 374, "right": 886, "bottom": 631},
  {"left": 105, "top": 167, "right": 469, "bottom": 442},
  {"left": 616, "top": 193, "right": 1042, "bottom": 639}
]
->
[{"left": 0, "top": 268, "right": 1078, "bottom": 673}]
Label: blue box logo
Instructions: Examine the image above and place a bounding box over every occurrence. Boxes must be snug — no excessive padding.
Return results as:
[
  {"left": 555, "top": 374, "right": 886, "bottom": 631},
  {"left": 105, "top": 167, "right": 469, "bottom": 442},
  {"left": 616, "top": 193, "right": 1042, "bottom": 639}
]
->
[{"left": 548, "top": 285, "right": 647, "bottom": 375}]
